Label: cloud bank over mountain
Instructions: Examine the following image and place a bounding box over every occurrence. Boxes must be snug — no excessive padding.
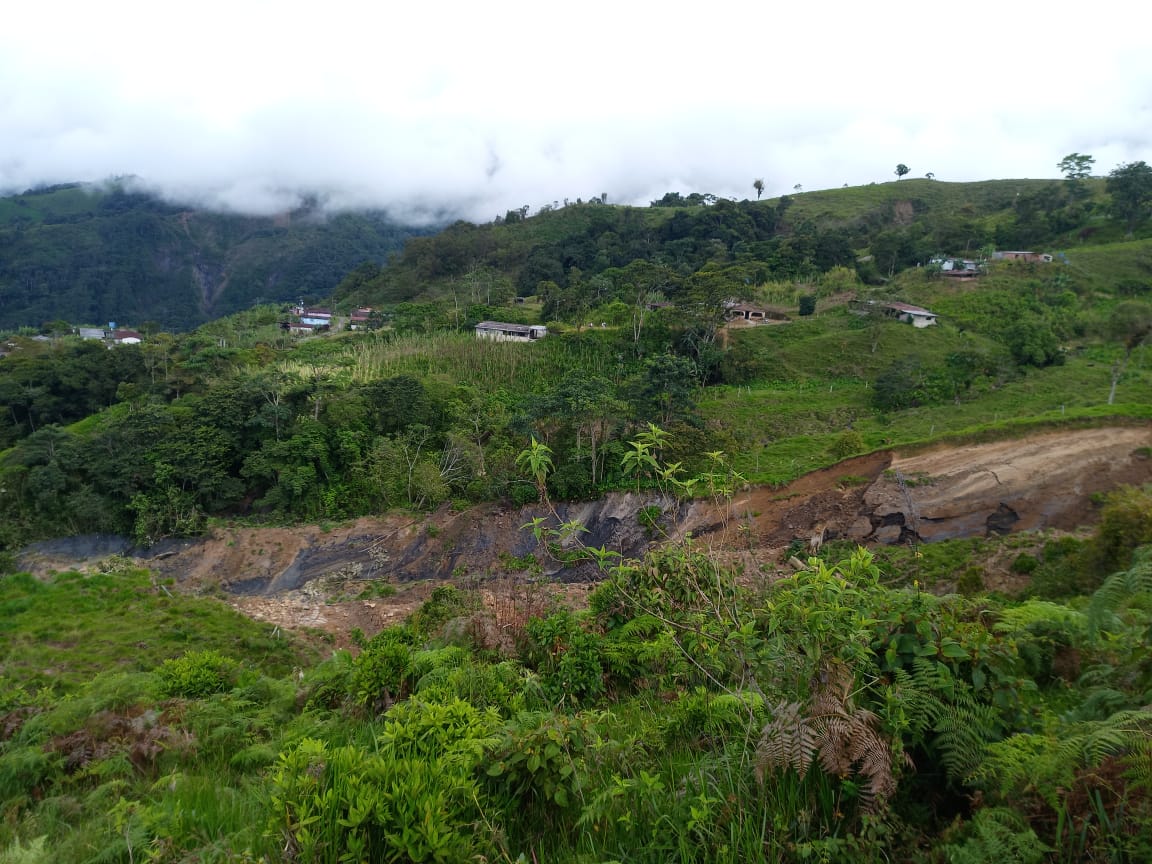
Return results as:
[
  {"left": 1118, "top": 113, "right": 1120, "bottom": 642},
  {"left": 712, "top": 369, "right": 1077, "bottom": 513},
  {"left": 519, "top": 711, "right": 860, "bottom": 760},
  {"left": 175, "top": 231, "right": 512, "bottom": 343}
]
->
[{"left": 3, "top": 0, "right": 1149, "bottom": 222}]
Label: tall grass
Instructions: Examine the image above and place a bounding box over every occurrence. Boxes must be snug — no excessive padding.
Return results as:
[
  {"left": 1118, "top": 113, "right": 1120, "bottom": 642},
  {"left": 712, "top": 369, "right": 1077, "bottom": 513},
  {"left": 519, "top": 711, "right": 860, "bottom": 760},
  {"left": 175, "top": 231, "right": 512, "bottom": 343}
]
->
[{"left": 349, "top": 331, "right": 619, "bottom": 391}]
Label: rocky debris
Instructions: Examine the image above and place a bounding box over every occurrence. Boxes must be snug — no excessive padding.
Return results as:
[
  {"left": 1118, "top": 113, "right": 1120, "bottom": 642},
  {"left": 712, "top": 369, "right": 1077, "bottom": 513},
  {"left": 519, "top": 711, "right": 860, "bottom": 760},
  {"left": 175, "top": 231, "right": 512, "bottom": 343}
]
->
[{"left": 846, "top": 427, "right": 1152, "bottom": 544}]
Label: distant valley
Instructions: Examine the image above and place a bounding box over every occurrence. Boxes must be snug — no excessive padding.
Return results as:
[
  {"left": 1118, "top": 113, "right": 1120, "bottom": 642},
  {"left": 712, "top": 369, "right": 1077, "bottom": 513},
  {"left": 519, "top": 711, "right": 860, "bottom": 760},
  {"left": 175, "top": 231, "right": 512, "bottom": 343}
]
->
[{"left": 0, "top": 182, "right": 430, "bottom": 331}]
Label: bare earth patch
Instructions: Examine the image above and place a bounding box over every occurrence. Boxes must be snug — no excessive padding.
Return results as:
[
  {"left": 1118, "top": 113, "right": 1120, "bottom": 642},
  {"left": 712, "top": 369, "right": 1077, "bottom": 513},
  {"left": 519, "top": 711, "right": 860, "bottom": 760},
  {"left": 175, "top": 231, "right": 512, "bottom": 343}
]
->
[{"left": 18, "top": 425, "right": 1152, "bottom": 643}]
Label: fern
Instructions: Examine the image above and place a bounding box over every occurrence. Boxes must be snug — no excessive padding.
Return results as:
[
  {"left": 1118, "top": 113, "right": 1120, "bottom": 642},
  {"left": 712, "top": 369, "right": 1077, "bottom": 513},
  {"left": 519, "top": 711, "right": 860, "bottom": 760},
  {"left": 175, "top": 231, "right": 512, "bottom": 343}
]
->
[
  {"left": 883, "top": 658, "right": 1002, "bottom": 785},
  {"left": 974, "top": 733, "right": 1063, "bottom": 804},
  {"left": 977, "top": 708, "right": 1152, "bottom": 806},
  {"left": 1087, "top": 545, "right": 1152, "bottom": 635},
  {"left": 0, "top": 836, "right": 50, "bottom": 864},
  {"left": 1057, "top": 708, "right": 1152, "bottom": 776},
  {"left": 1062, "top": 687, "right": 1133, "bottom": 723},
  {"left": 993, "top": 600, "right": 1086, "bottom": 638},
  {"left": 943, "top": 807, "right": 1050, "bottom": 864},
  {"left": 756, "top": 700, "right": 817, "bottom": 779},
  {"left": 930, "top": 698, "right": 1003, "bottom": 783},
  {"left": 755, "top": 660, "right": 899, "bottom": 812}
]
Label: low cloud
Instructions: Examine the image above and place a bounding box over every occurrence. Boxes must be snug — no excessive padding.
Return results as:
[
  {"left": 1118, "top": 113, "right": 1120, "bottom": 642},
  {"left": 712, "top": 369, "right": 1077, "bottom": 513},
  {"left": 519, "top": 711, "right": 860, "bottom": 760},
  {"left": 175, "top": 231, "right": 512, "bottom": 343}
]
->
[{"left": 2, "top": 1, "right": 1149, "bottom": 224}]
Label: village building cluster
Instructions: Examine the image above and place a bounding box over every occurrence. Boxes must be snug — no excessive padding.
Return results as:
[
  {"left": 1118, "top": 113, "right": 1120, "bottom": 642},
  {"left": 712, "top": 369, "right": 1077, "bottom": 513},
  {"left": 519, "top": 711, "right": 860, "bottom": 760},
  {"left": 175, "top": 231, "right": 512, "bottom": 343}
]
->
[{"left": 282, "top": 305, "right": 377, "bottom": 335}]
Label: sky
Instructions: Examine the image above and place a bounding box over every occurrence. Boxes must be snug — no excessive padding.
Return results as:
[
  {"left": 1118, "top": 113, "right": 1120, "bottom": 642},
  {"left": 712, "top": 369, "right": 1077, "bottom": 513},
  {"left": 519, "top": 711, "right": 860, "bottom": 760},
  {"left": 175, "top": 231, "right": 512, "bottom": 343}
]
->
[{"left": 2, "top": 0, "right": 1150, "bottom": 224}]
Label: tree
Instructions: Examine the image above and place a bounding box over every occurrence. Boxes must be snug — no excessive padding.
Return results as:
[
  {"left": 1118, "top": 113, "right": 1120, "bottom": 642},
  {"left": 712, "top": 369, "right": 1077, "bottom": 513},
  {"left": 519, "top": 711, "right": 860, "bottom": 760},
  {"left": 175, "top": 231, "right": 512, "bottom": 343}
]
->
[
  {"left": 534, "top": 374, "right": 623, "bottom": 487},
  {"left": 753, "top": 178, "right": 765, "bottom": 200},
  {"left": 624, "top": 354, "right": 698, "bottom": 426},
  {"left": 1107, "top": 161, "right": 1152, "bottom": 236},
  {"left": 515, "top": 437, "right": 554, "bottom": 502},
  {"left": 1106, "top": 301, "right": 1152, "bottom": 404},
  {"left": 895, "top": 164, "right": 910, "bottom": 180},
  {"left": 1058, "top": 152, "right": 1095, "bottom": 182}
]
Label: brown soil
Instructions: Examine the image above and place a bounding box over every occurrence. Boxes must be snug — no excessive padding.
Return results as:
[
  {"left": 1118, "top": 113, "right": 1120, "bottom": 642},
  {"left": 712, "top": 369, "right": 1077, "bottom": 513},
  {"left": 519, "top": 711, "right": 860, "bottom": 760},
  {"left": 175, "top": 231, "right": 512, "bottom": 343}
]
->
[{"left": 18, "top": 425, "right": 1152, "bottom": 644}]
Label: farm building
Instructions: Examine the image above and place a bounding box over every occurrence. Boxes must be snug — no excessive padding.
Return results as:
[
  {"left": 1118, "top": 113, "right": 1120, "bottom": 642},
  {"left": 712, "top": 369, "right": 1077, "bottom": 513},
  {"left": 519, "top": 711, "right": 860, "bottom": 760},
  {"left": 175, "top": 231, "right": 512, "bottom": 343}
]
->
[
  {"left": 851, "top": 300, "right": 938, "bottom": 328},
  {"left": 474, "top": 322, "right": 548, "bottom": 342}
]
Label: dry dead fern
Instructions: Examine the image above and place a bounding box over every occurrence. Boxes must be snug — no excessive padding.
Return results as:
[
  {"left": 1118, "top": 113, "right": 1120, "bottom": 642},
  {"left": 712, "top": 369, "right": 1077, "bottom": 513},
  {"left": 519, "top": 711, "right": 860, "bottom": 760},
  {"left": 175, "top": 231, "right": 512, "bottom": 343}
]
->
[{"left": 755, "top": 659, "right": 901, "bottom": 812}]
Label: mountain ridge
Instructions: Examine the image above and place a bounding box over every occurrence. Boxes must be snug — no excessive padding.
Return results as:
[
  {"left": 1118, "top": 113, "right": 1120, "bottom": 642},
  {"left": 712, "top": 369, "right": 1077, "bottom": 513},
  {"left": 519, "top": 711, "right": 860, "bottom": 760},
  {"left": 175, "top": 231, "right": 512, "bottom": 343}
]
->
[{"left": 0, "top": 182, "right": 431, "bottom": 331}]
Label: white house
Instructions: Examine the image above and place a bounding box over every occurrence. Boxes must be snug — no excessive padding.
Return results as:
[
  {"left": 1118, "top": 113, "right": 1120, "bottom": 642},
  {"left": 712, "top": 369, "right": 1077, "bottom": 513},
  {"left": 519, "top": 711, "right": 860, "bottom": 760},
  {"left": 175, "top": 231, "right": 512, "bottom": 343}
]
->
[
  {"left": 992, "top": 251, "right": 1053, "bottom": 263},
  {"left": 474, "top": 321, "right": 547, "bottom": 342},
  {"left": 300, "top": 308, "right": 333, "bottom": 326},
  {"left": 111, "top": 329, "right": 143, "bottom": 345},
  {"left": 884, "top": 302, "right": 938, "bottom": 327},
  {"left": 850, "top": 300, "right": 938, "bottom": 328}
]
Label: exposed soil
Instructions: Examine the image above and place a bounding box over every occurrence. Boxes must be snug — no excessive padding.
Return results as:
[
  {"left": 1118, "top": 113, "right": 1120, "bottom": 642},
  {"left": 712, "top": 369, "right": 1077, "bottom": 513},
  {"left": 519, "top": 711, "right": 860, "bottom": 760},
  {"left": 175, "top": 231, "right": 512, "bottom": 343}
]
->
[{"left": 18, "top": 425, "right": 1152, "bottom": 645}]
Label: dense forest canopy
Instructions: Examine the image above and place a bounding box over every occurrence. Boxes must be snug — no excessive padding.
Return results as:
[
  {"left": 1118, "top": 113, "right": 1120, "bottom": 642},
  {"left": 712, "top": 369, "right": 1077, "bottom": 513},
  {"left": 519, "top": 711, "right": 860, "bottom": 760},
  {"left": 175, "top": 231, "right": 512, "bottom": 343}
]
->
[{"left": 0, "top": 182, "right": 429, "bottom": 331}]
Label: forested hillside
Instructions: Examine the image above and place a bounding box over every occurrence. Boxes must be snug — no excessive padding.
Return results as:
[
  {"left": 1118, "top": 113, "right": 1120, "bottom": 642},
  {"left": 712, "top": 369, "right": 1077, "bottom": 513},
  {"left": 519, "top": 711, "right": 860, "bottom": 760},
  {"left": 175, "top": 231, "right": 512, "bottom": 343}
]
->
[
  {"left": 0, "top": 182, "right": 428, "bottom": 331},
  {"left": 2, "top": 170, "right": 1152, "bottom": 555},
  {"left": 333, "top": 175, "right": 1138, "bottom": 315},
  {"left": 3, "top": 169, "right": 1152, "bottom": 862}
]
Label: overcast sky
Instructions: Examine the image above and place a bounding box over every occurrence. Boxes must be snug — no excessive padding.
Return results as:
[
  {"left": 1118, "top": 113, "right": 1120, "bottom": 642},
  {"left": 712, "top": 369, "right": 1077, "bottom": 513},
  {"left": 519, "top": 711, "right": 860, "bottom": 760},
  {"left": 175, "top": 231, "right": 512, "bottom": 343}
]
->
[{"left": 2, "top": 0, "right": 1149, "bottom": 223}]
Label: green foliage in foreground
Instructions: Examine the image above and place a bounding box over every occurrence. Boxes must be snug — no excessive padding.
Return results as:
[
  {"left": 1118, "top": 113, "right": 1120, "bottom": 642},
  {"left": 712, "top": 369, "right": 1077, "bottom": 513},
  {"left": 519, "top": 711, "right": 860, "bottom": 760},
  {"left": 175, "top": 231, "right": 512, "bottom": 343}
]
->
[{"left": 4, "top": 507, "right": 1152, "bottom": 862}]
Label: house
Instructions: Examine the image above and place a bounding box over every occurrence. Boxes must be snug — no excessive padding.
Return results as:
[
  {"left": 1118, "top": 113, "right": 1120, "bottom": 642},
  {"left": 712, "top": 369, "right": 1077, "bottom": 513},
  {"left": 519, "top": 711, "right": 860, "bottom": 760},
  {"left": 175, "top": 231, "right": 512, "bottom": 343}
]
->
[
  {"left": 299, "top": 308, "right": 333, "bottom": 326},
  {"left": 474, "top": 321, "right": 547, "bottom": 342},
  {"left": 724, "top": 301, "right": 789, "bottom": 324},
  {"left": 992, "top": 250, "right": 1053, "bottom": 263},
  {"left": 283, "top": 321, "right": 326, "bottom": 336},
  {"left": 883, "top": 301, "right": 938, "bottom": 327},
  {"left": 930, "top": 257, "right": 982, "bottom": 278},
  {"left": 111, "top": 329, "right": 143, "bottom": 345},
  {"left": 725, "top": 302, "right": 769, "bottom": 322},
  {"left": 349, "top": 307, "right": 375, "bottom": 330},
  {"left": 78, "top": 327, "right": 106, "bottom": 340},
  {"left": 851, "top": 300, "right": 938, "bottom": 328}
]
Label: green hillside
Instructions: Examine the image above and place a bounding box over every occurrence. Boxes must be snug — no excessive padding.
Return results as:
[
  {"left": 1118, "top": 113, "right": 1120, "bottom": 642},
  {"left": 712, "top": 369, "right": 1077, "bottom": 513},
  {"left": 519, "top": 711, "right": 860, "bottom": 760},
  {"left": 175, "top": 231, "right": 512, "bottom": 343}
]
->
[
  {"left": 0, "top": 183, "right": 429, "bottom": 331},
  {"left": 2, "top": 171, "right": 1151, "bottom": 547},
  {"left": 334, "top": 175, "right": 1138, "bottom": 314},
  {"left": 4, "top": 173, "right": 1152, "bottom": 863}
]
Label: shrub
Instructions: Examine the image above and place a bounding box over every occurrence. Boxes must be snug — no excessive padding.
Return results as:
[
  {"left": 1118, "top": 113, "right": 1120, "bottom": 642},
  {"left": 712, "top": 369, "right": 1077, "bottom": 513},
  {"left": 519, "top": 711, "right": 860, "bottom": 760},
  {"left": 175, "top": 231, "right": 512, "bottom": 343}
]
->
[
  {"left": 410, "top": 585, "right": 473, "bottom": 638},
  {"left": 351, "top": 628, "right": 416, "bottom": 712},
  {"left": 523, "top": 612, "right": 605, "bottom": 708},
  {"left": 509, "top": 482, "right": 539, "bottom": 507},
  {"left": 268, "top": 737, "right": 490, "bottom": 863},
  {"left": 1029, "top": 536, "right": 1091, "bottom": 598},
  {"left": 957, "top": 567, "right": 985, "bottom": 595},
  {"left": 1010, "top": 554, "right": 1039, "bottom": 575},
  {"left": 158, "top": 650, "right": 239, "bottom": 698},
  {"left": 415, "top": 658, "right": 540, "bottom": 715},
  {"left": 483, "top": 710, "right": 602, "bottom": 811},
  {"left": 301, "top": 650, "right": 355, "bottom": 711},
  {"left": 637, "top": 504, "right": 663, "bottom": 532},
  {"left": 660, "top": 687, "right": 766, "bottom": 749},
  {"left": 1086, "top": 485, "right": 1152, "bottom": 576},
  {"left": 829, "top": 431, "right": 865, "bottom": 461}
]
